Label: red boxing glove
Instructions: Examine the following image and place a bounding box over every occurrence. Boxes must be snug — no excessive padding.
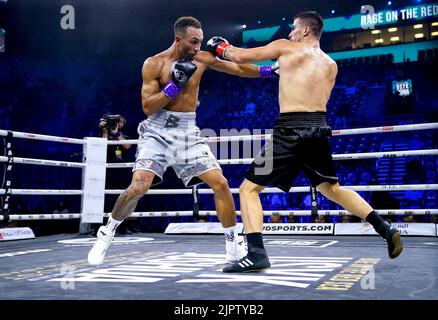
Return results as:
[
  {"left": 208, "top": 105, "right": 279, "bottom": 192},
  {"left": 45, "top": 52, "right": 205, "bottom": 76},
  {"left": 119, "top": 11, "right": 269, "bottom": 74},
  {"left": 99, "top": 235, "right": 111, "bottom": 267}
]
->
[{"left": 206, "top": 36, "right": 231, "bottom": 58}]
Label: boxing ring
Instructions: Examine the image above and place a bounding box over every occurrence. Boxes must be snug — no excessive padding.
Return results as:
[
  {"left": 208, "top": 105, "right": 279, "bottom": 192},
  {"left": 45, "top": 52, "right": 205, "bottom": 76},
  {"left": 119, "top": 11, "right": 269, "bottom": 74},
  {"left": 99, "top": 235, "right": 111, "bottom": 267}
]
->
[{"left": 0, "top": 123, "right": 437, "bottom": 300}]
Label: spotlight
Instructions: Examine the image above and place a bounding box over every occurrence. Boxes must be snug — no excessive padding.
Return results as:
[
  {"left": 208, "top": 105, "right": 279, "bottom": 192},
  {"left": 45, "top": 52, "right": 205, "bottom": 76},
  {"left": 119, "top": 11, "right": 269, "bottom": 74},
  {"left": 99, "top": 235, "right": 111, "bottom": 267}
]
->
[
  {"left": 331, "top": 10, "right": 335, "bottom": 14},
  {"left": 242, "top": 24, "right": 247, "bottom": 29}
]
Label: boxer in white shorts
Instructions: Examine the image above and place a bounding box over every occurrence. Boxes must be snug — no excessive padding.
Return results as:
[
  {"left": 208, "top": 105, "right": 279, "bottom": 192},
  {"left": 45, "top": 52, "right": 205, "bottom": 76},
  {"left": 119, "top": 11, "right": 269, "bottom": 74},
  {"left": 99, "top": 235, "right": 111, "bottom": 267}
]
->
[
  {"left": 88, "top": 16, "right": 277, "bottom": 267},
  {"left": 134, "top": 109, "right": 219, "bottom": 188}
]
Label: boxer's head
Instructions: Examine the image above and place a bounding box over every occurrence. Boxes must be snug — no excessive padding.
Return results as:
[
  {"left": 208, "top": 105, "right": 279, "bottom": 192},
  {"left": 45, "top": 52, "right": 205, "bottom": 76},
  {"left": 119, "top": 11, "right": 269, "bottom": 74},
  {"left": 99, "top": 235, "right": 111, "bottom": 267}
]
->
[
  {"left": 174, "top": 16, "right": 203, "bottom": 60},
  {"left": 289, "top": 11, "right": 323, "bottom": 42}
]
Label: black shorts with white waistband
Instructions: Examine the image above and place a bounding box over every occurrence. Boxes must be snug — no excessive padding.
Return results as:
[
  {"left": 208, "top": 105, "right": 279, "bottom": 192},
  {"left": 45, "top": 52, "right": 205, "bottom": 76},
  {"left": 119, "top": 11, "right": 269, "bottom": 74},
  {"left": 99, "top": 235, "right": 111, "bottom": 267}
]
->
[{"left": 245, "top": 112, "right": 339, "bottom": 192}]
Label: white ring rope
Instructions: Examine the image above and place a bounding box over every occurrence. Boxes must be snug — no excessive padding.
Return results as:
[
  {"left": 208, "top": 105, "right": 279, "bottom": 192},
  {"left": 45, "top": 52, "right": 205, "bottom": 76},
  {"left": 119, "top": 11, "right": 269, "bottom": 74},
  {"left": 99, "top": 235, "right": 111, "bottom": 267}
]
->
[
  {"left": 2, "top": 209, "right": 437, "bottom": 221},
  {"left": 330, "top": 122, "right": 438, "bottom": 136},
  {"left": 1, "top": 150, "right": 435, "bottom": 170},
  {"left": 0, "top": 156, "right": 85, "bottom": 168},
  {"left": 0, "top": 189, "right": 83, "bottom": 195},
  {"left": 106, "top": 149, "right": 438, "bottom": 168},
  {"left": 105, "top": 184, "right": 438, "bottom": 195},
  {"left": 1, "top": 122, "right": 436, "bottom": 146},
  {"left": 0, "top": 129, "right": 85, "bottom": 144},
  {"left": 106, "top": 122, "right": 438, "bottom": 145},
  {"left": 2, "top": 184, "right": 437, "bottom": 196}
]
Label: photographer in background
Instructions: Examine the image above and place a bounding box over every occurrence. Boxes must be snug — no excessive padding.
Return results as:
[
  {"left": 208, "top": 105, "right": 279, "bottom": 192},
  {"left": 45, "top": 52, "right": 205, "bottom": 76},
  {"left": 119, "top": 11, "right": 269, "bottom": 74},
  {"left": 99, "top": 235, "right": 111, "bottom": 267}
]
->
[
  {"left": 98, "top": 113, "right": 137, "bottom": 234},
  {"left": 99, "top": 113, "right": 131, "bottom": 161}
]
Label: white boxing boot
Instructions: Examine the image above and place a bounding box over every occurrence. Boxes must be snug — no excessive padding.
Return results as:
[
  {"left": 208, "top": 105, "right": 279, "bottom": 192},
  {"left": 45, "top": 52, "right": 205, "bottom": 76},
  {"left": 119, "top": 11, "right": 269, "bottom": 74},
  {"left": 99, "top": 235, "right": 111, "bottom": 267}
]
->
[
  {"left": 225, "top": 235, "right": 247, "bottom": 263},
  {"left": 87, "top": 226, "right": 115, "bottom": 265}
]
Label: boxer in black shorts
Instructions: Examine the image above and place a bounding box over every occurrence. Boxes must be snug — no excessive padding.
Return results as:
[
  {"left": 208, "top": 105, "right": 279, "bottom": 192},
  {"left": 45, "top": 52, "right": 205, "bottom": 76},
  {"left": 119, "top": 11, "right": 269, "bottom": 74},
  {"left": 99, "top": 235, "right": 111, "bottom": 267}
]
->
[
  {"left": 246, "top": 112, "right": 338, "bottom": 192},
  {"left": 208, "top": 11, "right": 403, "bottom": 272}
]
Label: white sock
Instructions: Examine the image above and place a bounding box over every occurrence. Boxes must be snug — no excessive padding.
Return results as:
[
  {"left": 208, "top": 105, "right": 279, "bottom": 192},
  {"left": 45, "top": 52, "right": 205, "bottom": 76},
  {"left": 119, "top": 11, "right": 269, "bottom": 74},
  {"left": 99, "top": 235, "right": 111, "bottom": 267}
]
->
[
  {"left": 224, "top": 225, "right": 237, "bottom": 242},
  {"left": 106, "top": 214, "right": 123, "bottom": 232}
]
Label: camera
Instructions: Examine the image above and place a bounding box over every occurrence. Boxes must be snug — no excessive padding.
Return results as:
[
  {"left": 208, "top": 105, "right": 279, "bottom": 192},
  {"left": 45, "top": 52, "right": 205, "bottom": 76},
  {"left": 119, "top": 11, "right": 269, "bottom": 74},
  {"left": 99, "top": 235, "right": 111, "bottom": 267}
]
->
[{"left": 101, "top": 113, "right": 122, "bottom": 131}]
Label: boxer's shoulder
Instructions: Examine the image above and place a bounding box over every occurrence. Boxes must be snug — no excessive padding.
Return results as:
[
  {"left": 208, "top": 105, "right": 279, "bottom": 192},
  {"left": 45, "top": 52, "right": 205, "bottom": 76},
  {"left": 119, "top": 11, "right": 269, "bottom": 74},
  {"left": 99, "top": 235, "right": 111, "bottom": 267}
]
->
[
  {"left": 142, "top": 55, "right": 168, "bottom": 79},
  {"left": 143, "top": 54, "right": 165, "bottom": 69}
]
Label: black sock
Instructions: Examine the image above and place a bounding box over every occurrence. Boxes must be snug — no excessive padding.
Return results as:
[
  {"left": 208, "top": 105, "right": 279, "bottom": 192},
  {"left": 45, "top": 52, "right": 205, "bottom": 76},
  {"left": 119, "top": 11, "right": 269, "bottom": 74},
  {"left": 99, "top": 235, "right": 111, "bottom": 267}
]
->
[
  {"left": 366, "top": 211, "right": 389, "bottom": 238},
  {"left": 246, "top": 233, "right": 267, "bottom": 259}
]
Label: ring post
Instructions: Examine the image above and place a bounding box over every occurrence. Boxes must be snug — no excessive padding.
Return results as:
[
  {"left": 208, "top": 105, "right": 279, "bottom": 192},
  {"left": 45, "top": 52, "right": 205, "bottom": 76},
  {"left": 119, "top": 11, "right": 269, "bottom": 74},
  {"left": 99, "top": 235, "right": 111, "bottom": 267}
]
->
[
  {"left": 79, "top": 137, "right": 107, "bottom": 233},
  {"left": 192, "top": 185, "right": 200, "bottom": 220},
  {"left": 310, "top": 186, "right": 319, "bottom": 220},
  {"left": 0, "top": 133, "right": 13, "bottom": 226}
]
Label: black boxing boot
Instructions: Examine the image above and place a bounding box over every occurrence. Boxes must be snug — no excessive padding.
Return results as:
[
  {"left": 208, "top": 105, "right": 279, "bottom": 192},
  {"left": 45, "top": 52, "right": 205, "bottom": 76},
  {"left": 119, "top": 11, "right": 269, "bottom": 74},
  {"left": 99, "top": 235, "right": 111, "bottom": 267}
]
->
[
  {"left": 380, "top": 224, "right": 403, "bottom": 259},
  {"left": 223, "top": 233, "right": 271, "bottom": 273},
  {"left": 366, "top": 211, "right": 403, "bottom": 259}
]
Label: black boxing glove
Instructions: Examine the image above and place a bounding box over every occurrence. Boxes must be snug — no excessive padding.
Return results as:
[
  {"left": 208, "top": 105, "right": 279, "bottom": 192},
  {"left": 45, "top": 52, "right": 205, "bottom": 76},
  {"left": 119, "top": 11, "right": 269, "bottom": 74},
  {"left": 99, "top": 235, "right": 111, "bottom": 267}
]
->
[
  {"left": 259, "top": 60, "right": 279, "bottom": 78},
  {"left": 206, "top": 36, "right": 231, "bottom": 58},
  {"left": 163, "top": 60, "right": 197, "bottom": 99}
]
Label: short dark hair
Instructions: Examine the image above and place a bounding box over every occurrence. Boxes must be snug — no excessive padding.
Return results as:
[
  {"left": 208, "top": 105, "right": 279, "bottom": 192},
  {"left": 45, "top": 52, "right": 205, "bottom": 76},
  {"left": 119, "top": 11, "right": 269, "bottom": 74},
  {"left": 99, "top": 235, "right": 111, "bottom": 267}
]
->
[
  {"left": 174, "top": 16, "right": 202, "bottom": 36},
  {"left": 294, "top": 11, "right": 324, "bottom": 39}
]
